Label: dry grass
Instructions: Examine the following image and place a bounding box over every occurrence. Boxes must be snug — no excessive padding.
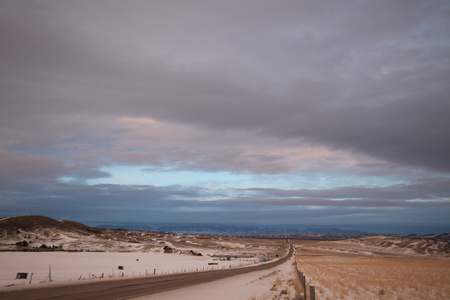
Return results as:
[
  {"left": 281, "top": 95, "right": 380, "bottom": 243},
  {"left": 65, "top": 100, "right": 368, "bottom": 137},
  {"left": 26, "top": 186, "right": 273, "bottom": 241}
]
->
[
  {"left": 250, "top": 278, "right": 295, "bottom": 300},
  {"left": 259, "top": 270, "right": 281, "bottom": 280},
  {"left": 252, "top": 267, "right": 299, "bottom": 300},
  {"left": 295, "top": 241, "right": 450, "bottom": 300}
]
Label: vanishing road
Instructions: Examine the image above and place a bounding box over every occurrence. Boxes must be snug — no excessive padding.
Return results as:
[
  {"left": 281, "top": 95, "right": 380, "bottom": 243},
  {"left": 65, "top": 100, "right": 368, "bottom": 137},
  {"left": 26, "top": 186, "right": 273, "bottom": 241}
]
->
[{"left": 0, "top": 244, "right": 293, "bottom": 300}]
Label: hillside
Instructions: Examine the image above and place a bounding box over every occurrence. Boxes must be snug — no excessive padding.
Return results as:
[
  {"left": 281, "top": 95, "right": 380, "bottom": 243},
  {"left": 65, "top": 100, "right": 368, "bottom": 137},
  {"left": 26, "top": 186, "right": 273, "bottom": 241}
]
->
[
  {"left": 0, "top": 215, "right": 100, "bottom": 235},
  {"left": 346, "top": 235, "right": 450, "bottom": 256},
  {"left": 0, "top": 216, "right": 287, "bottom": 256},
  {"left": 1, "top": 215, "right": 448, "bottom": 257},
  {"left": 295, "top": 235, "right": 450, "bottom": 258}
]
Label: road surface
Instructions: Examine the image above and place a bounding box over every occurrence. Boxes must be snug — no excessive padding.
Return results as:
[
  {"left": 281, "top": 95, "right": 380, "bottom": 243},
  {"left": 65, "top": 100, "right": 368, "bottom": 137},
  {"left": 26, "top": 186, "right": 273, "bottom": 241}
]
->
[{"left": 0, "top": 244, "right": 293, "bottom": 300}]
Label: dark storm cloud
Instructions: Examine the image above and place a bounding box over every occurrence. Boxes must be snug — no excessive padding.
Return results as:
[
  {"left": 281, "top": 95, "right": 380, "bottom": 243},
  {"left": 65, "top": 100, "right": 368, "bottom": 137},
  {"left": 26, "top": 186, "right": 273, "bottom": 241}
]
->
[
  {"left": 1, "top": 0, "right": 449, "bottom": 173},
  {"left": 223, "top": 197, "right": 449, "bottom": 208},
  {"left": 244, "top": 178, "right": 450, "bottom": 201},
  {"left": 270, "top": 82, "right": 450, "bottom": 173}
]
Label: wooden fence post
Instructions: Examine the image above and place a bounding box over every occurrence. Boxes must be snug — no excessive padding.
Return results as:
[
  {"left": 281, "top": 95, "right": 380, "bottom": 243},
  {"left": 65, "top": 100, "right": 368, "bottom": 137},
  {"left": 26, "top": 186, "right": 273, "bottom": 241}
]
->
[
  {"left": 310, "top": 286, "right": 315, "bottom": 300},
  {"left": 302, "top": 274, "right": 307, "bottom": 300}
]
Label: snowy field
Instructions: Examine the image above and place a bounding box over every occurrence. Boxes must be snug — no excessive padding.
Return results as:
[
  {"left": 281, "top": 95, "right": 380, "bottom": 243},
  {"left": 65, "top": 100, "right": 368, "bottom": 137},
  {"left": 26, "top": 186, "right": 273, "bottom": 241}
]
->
[
  {"left": 0, "top": 251, "right": 260, "bottom": 291},
  {"left": 0, "top": 216, "right": 293, "bottom": 298},
  {"left": 132, "top": 256, "right": 299, "bottom": 300}
]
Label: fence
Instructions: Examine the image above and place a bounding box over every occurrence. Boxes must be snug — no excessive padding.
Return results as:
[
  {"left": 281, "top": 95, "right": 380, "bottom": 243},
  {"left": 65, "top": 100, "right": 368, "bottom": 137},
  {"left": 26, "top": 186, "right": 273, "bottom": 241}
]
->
[
  {"left": 0, "top": 261, "right": 256, "bottom": 288},
  {"left": 295, "top": 260, "right": 321, "bottom": 300}
]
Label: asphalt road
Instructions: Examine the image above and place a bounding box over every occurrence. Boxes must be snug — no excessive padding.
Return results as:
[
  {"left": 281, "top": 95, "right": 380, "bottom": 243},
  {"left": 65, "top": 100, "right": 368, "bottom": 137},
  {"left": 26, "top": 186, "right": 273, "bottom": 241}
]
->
[{"left": 0, "top": 244, "right": 293, "bottom": 300}]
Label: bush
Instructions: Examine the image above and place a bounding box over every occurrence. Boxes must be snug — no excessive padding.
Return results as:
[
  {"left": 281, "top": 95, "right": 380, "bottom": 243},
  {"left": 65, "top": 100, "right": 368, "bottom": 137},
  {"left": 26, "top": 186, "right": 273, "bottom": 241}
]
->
[{"left": 15, "top": 240, "right": 28, "bottom": 247}]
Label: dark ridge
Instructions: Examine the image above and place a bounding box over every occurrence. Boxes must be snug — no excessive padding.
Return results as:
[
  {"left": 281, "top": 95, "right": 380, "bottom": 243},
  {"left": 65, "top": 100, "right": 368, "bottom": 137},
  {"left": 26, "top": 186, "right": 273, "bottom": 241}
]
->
[{"left": 0, "top": 215, "right": 101, "bottom": 235}]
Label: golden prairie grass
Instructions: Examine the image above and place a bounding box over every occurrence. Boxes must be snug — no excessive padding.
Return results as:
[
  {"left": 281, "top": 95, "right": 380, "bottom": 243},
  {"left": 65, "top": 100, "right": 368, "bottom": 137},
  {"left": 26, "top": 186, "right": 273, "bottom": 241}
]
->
[{"left": 296, "top": 254, "right": 450, "bottom": 300}]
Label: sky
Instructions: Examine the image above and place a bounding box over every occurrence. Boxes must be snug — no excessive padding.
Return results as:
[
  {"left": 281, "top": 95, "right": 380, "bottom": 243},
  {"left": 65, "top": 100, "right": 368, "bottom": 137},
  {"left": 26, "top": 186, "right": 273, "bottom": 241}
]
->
[{"left": 1, "top": 0, "right": 450, "bottom": 234}]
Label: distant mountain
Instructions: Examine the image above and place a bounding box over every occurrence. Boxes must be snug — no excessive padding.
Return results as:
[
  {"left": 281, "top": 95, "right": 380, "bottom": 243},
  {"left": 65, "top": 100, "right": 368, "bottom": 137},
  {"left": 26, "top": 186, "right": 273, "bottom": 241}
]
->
[
  {"left": 95, "top": 223, "right": 367, "bottom": 235},
  {"left": 299, "top": 227, "right": 367, "bottom": 234},
  {"left": 0, "top": 216, "right": 366, "bottom": 236}
]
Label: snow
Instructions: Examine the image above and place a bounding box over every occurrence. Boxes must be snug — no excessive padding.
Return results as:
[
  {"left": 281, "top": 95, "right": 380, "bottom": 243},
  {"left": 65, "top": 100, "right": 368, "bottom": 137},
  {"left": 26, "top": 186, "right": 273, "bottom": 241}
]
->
[
  {"left": 0, "top": 251, "right": 260, "bottom": 291},
  {"left": 215, "top": 241, "right": 248, "bottom": 249},
  {"left": 132, "top": 256, "right": 298, "bottom": 300}
]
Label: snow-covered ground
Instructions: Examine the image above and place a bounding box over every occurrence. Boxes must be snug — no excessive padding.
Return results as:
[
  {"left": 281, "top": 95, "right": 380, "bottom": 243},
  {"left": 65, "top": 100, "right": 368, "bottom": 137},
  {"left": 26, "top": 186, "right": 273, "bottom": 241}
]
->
[
  {"left": 132, "top": 256, "right": 299, "bottom": 300},
  {"left": 0, "top": 216, "right": 292, "bottom": 298},
  {"left": 0, "top": 251, "right": 260, "bottom": 291}
]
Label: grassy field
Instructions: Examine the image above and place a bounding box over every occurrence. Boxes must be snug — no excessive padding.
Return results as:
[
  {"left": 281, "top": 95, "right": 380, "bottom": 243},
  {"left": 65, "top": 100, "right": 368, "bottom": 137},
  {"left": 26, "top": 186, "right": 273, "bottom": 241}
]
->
[{"left": 294, "top": 240, "right": 450, "bottom": 300}]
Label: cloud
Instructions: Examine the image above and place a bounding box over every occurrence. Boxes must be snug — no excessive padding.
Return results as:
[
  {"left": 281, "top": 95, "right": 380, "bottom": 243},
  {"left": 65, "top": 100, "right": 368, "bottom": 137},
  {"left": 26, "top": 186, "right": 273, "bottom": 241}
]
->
[
  {"left": 1, "top": 180, "right": 448, "bottom": 233},
  {"left": 0, "top": 1, "right": 449, "bottom": 232},
  {"left": 224, "top": 197, "right": 449, "bottom": 208},
  {"left": 243, "top": 178, "right": 450, "bottom": 201},
  {"left": 1, "top": 0, "right": 449, "bottom": 173},
  {"left": 0, "top": 150, "right": 110, "bottom": 184}
]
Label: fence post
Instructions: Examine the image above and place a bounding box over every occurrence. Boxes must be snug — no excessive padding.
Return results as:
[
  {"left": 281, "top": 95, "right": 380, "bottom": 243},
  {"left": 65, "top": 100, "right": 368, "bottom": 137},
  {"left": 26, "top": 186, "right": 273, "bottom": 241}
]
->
[
  {"left": 310, "top": 286, "right": 315, "bottom": 300},
  {"left": 302, "top": 274, "right": 307, "bottom": 300}
]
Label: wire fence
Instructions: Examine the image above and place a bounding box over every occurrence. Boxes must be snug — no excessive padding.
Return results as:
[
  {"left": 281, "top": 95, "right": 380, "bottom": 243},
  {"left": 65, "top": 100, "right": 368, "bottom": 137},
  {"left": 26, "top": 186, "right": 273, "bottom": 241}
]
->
[
  {"left": 295, "top": 260, "right": 322, "bottom": 300},
  {"left": 0, "top": 261, "right": 253, "bottom": 289}
]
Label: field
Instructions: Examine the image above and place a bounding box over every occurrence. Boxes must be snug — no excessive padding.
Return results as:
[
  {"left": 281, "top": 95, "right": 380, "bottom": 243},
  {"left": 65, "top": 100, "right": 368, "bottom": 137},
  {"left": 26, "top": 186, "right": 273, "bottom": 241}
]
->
[
  {"left": 294, "top": 237, "right": 450, "bottom": 300},
  {"left": 0, "top": 216, "right": 291, "bottom": 298},
  {"left": 0, "top": 245, "right": 298, "bottom": 300},
  {"left": 136, "top": 257, "right": 300, "bottom": 300},
  {"left": 0, "top": 251, "right": 263, "bottom": 288},
  {"left": 1, "top": 216, "right": 449, "bottom": 299}
]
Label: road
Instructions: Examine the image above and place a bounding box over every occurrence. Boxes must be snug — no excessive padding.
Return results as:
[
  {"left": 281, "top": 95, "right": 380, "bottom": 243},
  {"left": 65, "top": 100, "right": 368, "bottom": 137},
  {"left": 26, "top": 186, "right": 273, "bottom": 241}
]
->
[{"left": 0, "top": 244, "right": 293, "bottom": 300}]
